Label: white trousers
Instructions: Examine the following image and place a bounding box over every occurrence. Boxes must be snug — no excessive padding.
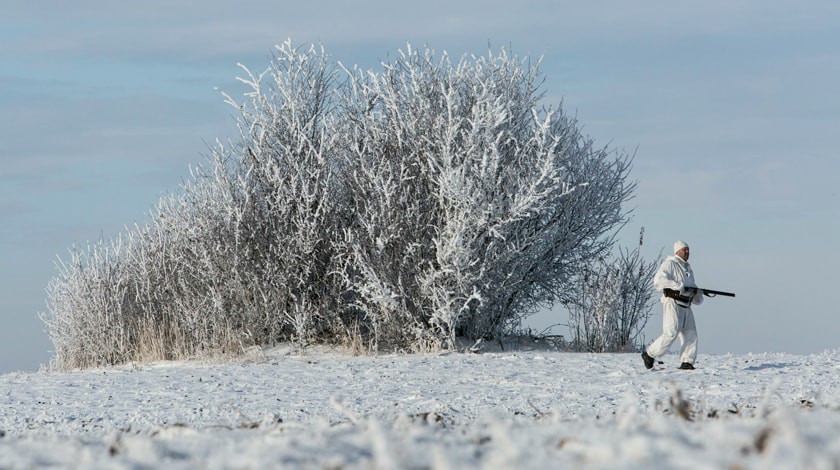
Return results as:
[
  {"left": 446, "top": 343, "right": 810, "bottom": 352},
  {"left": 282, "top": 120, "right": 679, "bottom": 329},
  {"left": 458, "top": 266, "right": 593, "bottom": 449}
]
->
[{"left": 646, "top": 302, "right": 697, "bottom": 364}]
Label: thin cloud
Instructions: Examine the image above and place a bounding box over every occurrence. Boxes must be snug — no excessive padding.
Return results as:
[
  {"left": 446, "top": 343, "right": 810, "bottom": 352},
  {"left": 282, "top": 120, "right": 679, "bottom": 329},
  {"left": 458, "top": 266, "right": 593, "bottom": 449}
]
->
[
  {"left": 0, "top": 199, "right": 35, "bottom": 218},
  {"left": 5, "top": 1, "right": 839, "bottom": 67}
]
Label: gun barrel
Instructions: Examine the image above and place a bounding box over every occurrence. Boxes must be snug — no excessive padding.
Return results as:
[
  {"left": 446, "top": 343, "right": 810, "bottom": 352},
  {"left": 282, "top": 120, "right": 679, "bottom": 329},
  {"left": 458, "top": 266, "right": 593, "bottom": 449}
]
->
[{"left": 699, "top": 288, "right": 735, "bottom": 298}]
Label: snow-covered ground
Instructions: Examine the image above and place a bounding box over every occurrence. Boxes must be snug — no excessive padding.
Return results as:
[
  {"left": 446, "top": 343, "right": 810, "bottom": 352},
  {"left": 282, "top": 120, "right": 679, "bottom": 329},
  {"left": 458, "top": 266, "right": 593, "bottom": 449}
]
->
[{"left": 2, "top": 343, "right": 840, "bottom": 469}]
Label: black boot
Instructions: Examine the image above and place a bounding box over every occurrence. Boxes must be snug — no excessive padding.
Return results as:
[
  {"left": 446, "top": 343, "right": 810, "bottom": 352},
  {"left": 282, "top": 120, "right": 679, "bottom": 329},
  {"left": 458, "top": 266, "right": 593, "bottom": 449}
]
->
[
  {"left": 678, "top": 362, "right": 695, "bottom": 370},
  {"left": 641, "top": 350, "right": 655, "bottom": 369}
]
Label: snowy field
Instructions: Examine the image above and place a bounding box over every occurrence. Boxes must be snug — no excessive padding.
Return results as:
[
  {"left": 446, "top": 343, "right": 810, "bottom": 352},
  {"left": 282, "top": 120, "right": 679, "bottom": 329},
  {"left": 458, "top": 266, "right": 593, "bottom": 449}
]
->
[{"left": 2, "top": 344, "right": 840, "bottom": 469}]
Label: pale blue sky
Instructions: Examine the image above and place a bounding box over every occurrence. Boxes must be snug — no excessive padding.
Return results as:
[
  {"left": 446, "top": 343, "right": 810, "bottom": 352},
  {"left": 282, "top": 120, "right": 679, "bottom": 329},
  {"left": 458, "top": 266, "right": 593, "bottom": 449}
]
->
[{"left": 2, "top": 1, "right": 838, "bottom": 372}]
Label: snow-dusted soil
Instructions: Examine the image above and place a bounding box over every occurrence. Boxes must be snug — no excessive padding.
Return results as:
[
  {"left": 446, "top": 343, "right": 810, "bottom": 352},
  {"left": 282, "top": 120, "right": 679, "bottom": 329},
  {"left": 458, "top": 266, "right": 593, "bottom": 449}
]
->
[{"left": 2, "top": 345, "right": 840, "bottom": 469}]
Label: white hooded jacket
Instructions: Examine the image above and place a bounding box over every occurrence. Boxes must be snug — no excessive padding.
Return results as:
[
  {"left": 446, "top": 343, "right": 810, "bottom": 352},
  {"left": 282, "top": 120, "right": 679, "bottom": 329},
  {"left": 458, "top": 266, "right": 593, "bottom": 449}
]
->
[{"left": 653, "top": 255, "right": 704, "bottom": 307}]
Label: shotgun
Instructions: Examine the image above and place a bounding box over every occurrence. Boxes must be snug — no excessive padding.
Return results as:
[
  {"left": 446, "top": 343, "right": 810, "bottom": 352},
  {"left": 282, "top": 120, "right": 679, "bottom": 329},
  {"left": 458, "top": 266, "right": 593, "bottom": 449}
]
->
[{"left": 664, "top": 287, "right": 736, "bottom": 301}]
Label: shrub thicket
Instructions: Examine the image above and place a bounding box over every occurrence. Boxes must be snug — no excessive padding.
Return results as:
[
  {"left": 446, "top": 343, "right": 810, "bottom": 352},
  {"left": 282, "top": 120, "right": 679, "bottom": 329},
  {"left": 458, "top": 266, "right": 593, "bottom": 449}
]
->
[
  {"left": 44, "top": 41, "right": 636, "bottom": 369},
  {"left": 567, "top": 228, "right": 660, "bottom": 352}
]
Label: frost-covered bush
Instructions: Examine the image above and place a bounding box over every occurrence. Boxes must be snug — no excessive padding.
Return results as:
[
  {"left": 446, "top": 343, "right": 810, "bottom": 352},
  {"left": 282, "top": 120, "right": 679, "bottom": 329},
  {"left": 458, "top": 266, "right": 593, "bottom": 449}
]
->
[
  {"left": 333, "top": 46, "right": 635, "bottom": 350},
  {"left": 44, "top": 41, "right": 635, "bottom": 369},
  {"left": 567, "top": 229, "right": 660, "bottom": 352}
]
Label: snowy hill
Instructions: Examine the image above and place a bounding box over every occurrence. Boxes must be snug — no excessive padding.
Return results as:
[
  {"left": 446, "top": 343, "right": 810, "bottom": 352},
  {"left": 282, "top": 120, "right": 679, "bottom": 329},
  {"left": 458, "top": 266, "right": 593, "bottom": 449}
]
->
[{"left": 2, "top": 347, "right": 840, "bottom": 468}]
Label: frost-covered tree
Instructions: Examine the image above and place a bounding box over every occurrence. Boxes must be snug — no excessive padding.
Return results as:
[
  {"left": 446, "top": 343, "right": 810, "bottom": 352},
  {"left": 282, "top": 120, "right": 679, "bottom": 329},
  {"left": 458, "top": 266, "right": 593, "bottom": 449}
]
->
[
  {"left": 46, "top": 42, "right": 343, "bottom": 367},
  {"left": 333, "top": 45, "right": 635, "bottom": 350},
  {"left": 44, "top": 41, "right": 636, "bottom": 369},
  {"left": 568, "top": 228, "right": 660, "bottom": 352}
]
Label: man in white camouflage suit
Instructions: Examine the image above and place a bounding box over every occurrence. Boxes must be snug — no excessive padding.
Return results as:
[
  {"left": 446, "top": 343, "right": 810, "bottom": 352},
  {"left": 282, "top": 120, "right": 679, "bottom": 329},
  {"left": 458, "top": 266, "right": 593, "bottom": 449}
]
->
[{"left": 641, "top": 240, "right": 704, "bottom": 370}]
